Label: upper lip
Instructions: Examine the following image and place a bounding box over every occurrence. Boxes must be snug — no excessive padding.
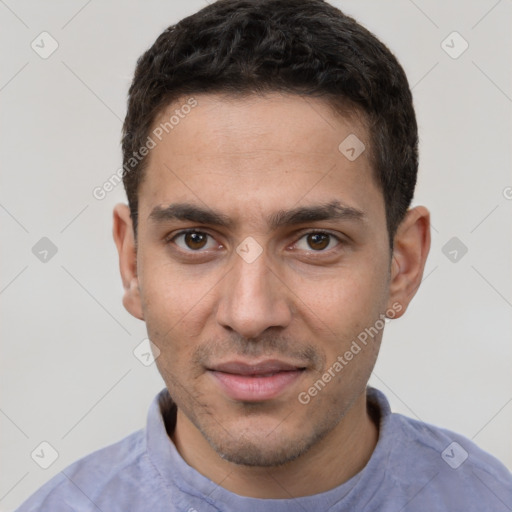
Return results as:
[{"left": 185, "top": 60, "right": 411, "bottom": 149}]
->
[{"left": 208, "top": 359, "right": 305, "bottom": 376}]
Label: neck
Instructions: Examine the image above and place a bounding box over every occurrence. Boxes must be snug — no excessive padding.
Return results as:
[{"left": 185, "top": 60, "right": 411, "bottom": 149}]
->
[{"left": 169, "top": 390, "right": 379, "bottom": 498}]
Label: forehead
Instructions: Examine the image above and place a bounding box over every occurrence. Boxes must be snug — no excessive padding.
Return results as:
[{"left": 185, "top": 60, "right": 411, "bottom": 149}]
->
[
  {"left": 150, "top": 92, "right": 367, "bottom": 158},
  {"left": 138, "top": 93, "right": 383, "bottom": 228}
]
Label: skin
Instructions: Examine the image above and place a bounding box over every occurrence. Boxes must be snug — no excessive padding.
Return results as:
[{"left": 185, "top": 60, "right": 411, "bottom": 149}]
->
[{"left": 113, "top": 93, "right": 430, "bottom": 498}]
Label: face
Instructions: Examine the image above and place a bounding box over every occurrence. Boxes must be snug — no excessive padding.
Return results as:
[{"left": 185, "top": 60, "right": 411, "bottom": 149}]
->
[{"left": 117, "top": 93, "right": 416, "bottom": 467}]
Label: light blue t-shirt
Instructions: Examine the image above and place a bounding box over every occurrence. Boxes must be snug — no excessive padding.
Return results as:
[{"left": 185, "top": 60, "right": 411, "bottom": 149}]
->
[{"left": 15, "top": 387, "right": 512, "bottom": 511}]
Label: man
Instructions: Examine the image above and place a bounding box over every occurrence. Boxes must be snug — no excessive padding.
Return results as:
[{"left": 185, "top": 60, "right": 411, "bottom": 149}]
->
[{"left": 16, "top": 0, "right": 512, "bottom": 510}]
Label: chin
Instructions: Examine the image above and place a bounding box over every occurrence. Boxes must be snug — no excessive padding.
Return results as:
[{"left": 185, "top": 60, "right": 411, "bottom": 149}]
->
[
  {"left": 198, "top": 413, "right": 333, "bottom": 468},
  {"left": 213, "top": 435, "right": 309, "bottom": 467}
]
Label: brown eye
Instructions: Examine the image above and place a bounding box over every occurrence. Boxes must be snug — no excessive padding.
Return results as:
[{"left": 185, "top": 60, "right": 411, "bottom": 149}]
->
[
  {"left": 172, "top": 231, "right": 216, "bottom": 251},
  {"left": 294, "top": 232, "right": 340, "bottom": 252},
  {"left": 307, "top": 233, "right": 330, "bottom": 250},
  {"left": 184, "top": 232, "right": 208, "bottom": 250}
]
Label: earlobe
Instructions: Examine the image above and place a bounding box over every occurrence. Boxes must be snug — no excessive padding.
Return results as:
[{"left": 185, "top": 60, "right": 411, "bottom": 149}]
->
[
  {"left": 387, "top": 206, "right": 431, "bottom": 318},
  {"left": 112, "top": 203, "right": 144, "bottom": 321}
]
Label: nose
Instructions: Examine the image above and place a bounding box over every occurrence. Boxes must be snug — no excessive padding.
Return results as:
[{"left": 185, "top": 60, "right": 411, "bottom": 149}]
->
[{"left": 216, "top": 247, "right": 292, "bottom": 340}]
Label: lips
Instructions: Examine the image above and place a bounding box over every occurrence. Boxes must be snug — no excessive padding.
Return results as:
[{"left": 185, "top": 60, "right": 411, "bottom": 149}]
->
[
  {"left": 208, "top": 359, "right": 306, "bottom": 401},
  {"left": 210, "top": 360, "right": 302, "bottom": 375}
]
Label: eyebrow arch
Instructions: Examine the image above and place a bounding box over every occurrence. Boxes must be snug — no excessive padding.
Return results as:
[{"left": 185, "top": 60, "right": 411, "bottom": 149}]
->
[
  {"left": 149, "top": 203, "right": 234, "bottom": 228},
  {"left": 268, "top": 200, "right": 366, "bottom": 229},
  {"left": 148, "top": 200, "right": 365, "bottom": 230}
]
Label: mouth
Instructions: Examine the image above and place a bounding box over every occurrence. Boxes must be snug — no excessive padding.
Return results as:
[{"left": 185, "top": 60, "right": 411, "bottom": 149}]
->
[{"left": 207, "top": 360, "right": 307, "bottom": 402}]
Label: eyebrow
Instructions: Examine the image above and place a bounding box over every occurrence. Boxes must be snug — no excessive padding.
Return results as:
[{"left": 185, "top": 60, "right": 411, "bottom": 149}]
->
[
  {"left": 148, "top": 200, "right": 365, "bottom": 230},
  {"left": 149, "top": 203, "right": 233, "bottom": 228},
  {"left": 269, "top": 201, "right": 365, "bottom": 229}
]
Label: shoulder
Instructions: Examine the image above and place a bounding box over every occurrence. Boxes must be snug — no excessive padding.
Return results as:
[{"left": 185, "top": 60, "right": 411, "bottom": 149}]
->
[
  {"left": 14, "top": 429, "right": 165, "bottom": 512},
  {"left": 387, "top": 408, "right": 512, "bottom": 509}
]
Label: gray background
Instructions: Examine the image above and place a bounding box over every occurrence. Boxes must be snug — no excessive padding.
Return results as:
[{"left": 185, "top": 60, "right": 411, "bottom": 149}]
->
[{"left": 1, "top": 0, "right": 511, "bottom": 509}]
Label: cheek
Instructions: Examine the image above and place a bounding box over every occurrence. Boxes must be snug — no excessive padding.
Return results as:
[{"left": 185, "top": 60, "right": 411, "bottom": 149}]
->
[
  {"left": 297, "top": 263, "right": 387, "bottom": 321},
  {"left": 290, "top": 260, "right": 389, "bottom": 364},
  {"left": 137, "top": 254, "right": 229, "bottom": 371},
  {"left": 140, "top": 248, "right": 210, "bottom": 308}
]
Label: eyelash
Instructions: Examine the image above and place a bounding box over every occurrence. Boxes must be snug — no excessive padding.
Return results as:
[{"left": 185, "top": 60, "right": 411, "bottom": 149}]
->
[{"left": 166, "top": 228, "right": 344, "bottom": 254}]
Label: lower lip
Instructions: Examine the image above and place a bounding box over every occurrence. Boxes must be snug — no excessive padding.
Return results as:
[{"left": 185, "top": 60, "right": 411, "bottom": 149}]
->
[{"left": 209, "top": 370, "right": 304, "bottom": 401}]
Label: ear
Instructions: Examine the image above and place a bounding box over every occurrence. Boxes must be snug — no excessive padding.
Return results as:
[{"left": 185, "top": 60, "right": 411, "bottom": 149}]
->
[
  {"left": 387, "top": 206, "right": 431, "bottom": 318},
  {"left": 112, "top": 203, "right": 144, "bottom": 320}
]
